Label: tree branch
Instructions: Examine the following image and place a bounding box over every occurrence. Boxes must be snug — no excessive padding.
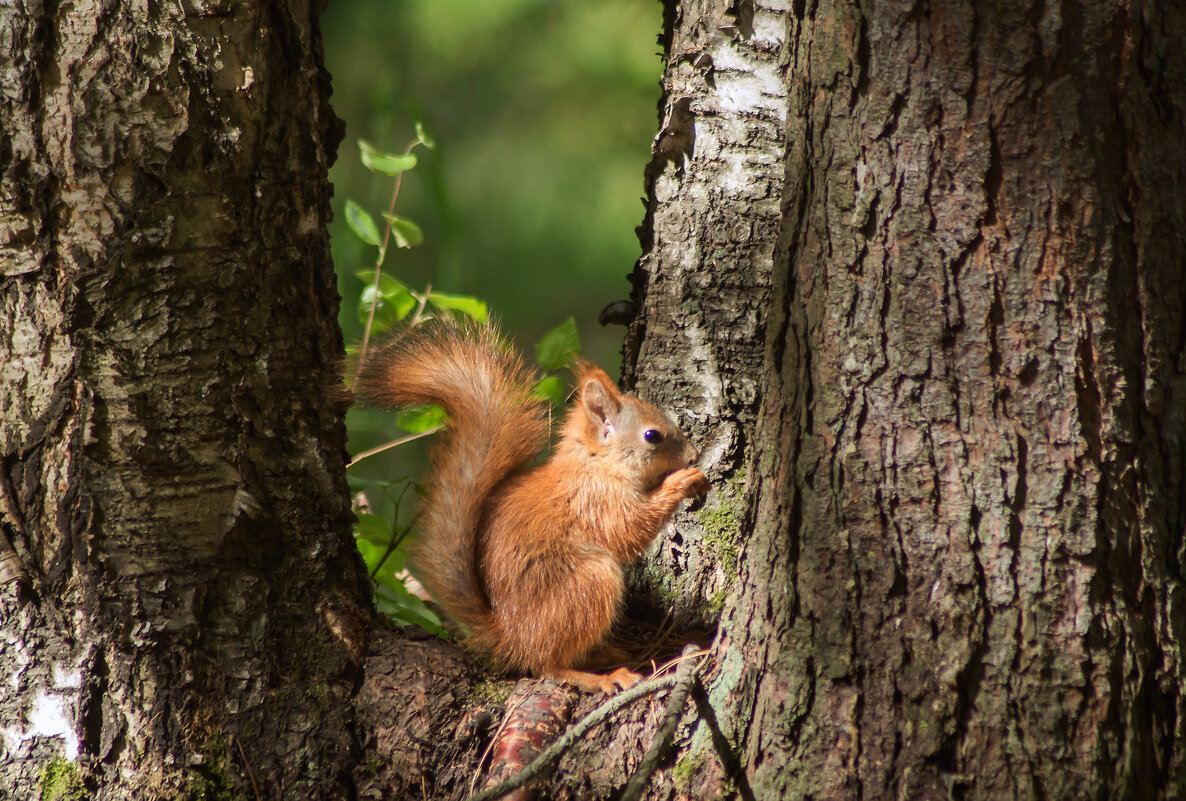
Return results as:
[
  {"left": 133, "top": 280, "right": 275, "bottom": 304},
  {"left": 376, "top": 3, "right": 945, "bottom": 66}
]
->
[
  {"left": 469, "top": 669, "right": 690, "bottom": 801},
  {"left": 620, "top": 645, "right": 704, "bottom": 801}
]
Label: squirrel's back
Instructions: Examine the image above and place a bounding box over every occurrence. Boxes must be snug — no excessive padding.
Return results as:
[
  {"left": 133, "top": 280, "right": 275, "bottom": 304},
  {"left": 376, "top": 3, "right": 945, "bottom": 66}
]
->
[{"left": 353, "top": 323, "right": 549, "bottom": 633}]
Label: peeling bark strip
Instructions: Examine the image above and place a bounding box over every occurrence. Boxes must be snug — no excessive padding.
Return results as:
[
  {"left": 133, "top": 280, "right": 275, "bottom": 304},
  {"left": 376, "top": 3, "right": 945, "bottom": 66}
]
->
[
  {"left": 700, "top": 1, "right": 1186, "bottom": 799},
  {"left": 481, "top": 681, "right": 578, "bottom": 801},
  {"left": 626, "top": 0, "right": 791, "bottom": 629},
  {"left": 0, "top": 2, "right": 369, "bottom": 798}
]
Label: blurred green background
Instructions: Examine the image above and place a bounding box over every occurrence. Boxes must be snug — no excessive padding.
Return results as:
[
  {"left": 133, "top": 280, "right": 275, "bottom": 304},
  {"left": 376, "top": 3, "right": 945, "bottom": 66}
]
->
[
  {"left": 323, "top": 0, "right": 663, "bottom": 367},
  {"left": 324, "top": 0, "right": 665, "bottom": 503}
]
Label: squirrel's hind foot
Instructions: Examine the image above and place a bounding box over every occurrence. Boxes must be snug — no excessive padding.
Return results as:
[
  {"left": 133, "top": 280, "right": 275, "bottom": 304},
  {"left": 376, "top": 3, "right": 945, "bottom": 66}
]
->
[{"left": 550, "top": 667, "right": 642, "bottom": 695}]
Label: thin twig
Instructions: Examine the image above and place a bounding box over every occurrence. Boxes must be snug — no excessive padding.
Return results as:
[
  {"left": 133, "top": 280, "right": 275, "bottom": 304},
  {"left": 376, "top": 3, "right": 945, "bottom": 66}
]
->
[
  {"left": 639, "top": 608, "right": 676, "bottom": 670},
  {"left": 468, "top": 679, "right": 543, "bottom": 798},
  {"left": 347, "top": 426, "right": 444, "bottom": 467},
  {"left": 409, "top": 283, "right": 433, "bottom": 327},
  {"left": 648, "top": 647, "right": 710, "bottom": 680},
  {"left": 359, "top": 139, "right": 420, "bottom": 362},
  {"left": 368, "top": 482, "right": 416, "bottom": 580},
  {"left": 369, "top": 523, "right": 413, "bottom": 580},
  {"left": 468, "top": 660, "right": 706, "bottom": 801},
  {"left": 231, "top": 734, "right": 262, "bottom": 801},
  {"left": 620, "top": 646, "right": 706, "bottom": 801}
]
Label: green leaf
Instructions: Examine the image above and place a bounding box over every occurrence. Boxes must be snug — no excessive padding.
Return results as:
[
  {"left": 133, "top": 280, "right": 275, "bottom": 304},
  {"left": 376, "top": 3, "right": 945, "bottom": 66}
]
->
[
  {"left": 358, "top": 140, "right": 418, "bottom": 176},
  {"left": 535, "top": 317, "right": 581, "bottom": 371},
  {"left": 354, "top": 538, "right": 385, "bottom": 572},
  {"left": 345, "top": 199, "right": 382, "bottom": 246},
  {"left": 354, "top": 513, "right": 391, "bottom": 546},
  {"left": 358, "top": 283, "right": 417, "bottom": 328},
  {"left": 396, "top": 404, "right": 447, "bottom": 433},
  {"left": 346, "top": 474, "right": 378, "bottom": 491},
  {"left": 383, "top": 213, "right": 424, "bottom": 248},
  {"left": 373, "top": 574, "right": 409, "bottom": 601},
  {"left": 532, "top": 375, "right": 569, "bottom": 405},
  {"left": 355, "top": 271, "right": 409, "bottom": 298},
  {"left": 427, "top": 292, "right": 488, "bottom": 323},
  {"left": 415, "top": 121, "right": 436, "bottom": 150},
  {"left": 372, "top": 547, "right": 409, "bottom": 582},
  {"left": 373, "top": 551, "right": 413, "bottom": 588},
  {"left": 375, "top": 585, "right": 448, "bottom": 637}
]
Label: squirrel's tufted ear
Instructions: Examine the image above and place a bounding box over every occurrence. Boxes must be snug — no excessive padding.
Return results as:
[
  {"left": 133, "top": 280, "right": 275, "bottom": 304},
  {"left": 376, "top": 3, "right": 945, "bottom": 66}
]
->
[{"left": 577, "top": 366, "right": 622, "bottom": 438}]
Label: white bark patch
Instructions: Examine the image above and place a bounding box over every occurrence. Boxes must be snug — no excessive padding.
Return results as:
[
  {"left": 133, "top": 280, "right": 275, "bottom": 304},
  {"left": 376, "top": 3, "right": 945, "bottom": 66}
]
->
[
  {"left": 53, "top": 665, "right": 82, "bottom": 689},
  {"left": 2, "top": 691, "right": 79, "bottom": 761},
  {"left": 680, "top": 320, "right": 736, "bottom": 469},
  {"left": 751, "top": 6, "right": 790, "bottom": 47},
  {"left": 711, "top": 66, "right": 786, "bottom": 120}
]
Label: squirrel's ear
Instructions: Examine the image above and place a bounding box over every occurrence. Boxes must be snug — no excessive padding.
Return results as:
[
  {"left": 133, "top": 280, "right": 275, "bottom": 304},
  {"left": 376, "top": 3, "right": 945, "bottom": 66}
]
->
[{"left": 579, "top": 368, "right": 622, "bottom": 439}]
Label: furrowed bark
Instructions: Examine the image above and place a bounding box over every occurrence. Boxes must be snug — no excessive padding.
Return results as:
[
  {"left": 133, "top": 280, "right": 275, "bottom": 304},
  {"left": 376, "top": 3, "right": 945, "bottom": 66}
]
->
[
  {"left": 699, "top": 2, "right": 1186, "bottom": 799},
  {"left": 0, "top": 2, "right": 370, "bottom": 797},
  {"left": 625, "top": 0, "right": 790, "bottom": 630}
]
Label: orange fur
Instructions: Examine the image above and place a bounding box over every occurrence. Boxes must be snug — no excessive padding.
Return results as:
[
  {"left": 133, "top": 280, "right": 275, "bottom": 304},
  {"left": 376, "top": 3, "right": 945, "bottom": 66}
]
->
[{"left": 354, "top": 323, "right": 709, "bottom": 694}]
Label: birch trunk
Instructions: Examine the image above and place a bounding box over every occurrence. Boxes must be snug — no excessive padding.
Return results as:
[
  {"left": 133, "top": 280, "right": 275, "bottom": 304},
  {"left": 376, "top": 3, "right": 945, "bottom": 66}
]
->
[
  {"left": 0, "top": 2, "right": 370, "bottom": 798},
  {"left": 624, "top": 1, "right": 1186, "bottom": 798}
]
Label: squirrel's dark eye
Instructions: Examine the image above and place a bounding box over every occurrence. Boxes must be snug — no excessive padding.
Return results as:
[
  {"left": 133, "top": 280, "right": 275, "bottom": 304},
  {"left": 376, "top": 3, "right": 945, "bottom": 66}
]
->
[{"left": 643, "top": 429, "right": 664, "bottom": 444}]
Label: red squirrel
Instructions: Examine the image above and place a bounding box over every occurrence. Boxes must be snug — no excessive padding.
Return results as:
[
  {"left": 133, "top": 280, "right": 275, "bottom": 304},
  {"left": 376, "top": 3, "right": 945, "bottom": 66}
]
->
[{"left": 354, "top": 322, "right": 708, "bottom": 694}]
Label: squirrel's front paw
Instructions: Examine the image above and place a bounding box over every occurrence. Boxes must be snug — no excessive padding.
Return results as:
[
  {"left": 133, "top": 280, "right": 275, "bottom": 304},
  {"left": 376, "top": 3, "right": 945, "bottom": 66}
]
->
[
  {"left": 605, "top": 667, "right": 643, "bottom": 692},
  {"left": 665, "top": 467, "right": 710, "bottom": 501}
]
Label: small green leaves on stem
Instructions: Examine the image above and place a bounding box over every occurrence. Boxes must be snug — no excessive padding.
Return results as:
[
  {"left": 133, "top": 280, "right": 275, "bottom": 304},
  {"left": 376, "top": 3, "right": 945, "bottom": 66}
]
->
[
  {"left": 356, "top": 271, "right": 417, "bottom": 334},
  {"left": 383, "top": 213, "right": 424, "bottom": 248},
  {"left": 531, "top": 318, "right": 582, "bottom": 403},
  {"left": 348, "top": 478, "right": 448, "bottom": 638},
  {"left": 359, "top": 139, "right": 419, "bottom": 176},
  {"left": 532, "top": 375, "right": 569, "bottom": 405},
  {"left": 345, "top": 199, "right": 383, "bottom": 247}
]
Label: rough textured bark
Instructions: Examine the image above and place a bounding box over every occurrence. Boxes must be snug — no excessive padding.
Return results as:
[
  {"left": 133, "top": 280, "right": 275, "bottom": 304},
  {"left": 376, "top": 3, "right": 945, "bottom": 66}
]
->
[
  {"left": 0, "top": 1, "right": 370, "bottom": 798},
  {"left": 20, "top": 0, "right": 1175, "bottom": 798},
  {"left": 354, "top": 633, "right": 688, "bottom": 801},
  {"left": 625, "top": 0, "right": 789, "bottom": 629},
  {"left": 613, "top": 0, "right": 1186, "bottom": 799},
  {"left": 691, "top": 2, "right": 1186, "bottom": 800}
]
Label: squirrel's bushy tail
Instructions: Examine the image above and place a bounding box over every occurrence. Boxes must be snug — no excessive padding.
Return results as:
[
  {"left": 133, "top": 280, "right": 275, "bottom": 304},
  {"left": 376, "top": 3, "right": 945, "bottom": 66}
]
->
[{"left": 353, "top": 322, "right": 548, "bottom": 637}]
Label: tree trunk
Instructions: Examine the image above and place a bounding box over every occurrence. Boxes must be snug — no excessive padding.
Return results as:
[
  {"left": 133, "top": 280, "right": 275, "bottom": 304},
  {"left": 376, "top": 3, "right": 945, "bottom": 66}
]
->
[
  {"left": 14, "top": 1, "right": 1179, "bottom": 799},
  {"left": 0, "top": 2, "right": 370, "bottom": 798},
  {"left": 623, "top": 0, "right": 786, "bottom": 630},
  {"left": 622, "top": 0, "right": 1186, "bottom": 799},
  {"left": 272, "top": 1, "right": 1186, "bottom": 799}
]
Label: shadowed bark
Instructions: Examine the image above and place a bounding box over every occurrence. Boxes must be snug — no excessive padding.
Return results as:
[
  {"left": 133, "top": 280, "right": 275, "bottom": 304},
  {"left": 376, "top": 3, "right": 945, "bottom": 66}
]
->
[
  {"left": 5, "top": 1, "right": 1184, "bottom": 799},
  {"left": 632, "top": 1, "right": 1186, "bottom": 799},
  {"left": 0, "top": 2, "right": 370, "bottom": 798}
]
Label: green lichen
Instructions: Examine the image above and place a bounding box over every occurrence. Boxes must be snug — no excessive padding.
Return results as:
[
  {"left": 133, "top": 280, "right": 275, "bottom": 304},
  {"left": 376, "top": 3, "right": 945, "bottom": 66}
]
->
[
  {"left": 39, "top": 758, "right": 88, "bottom": 801},
  {"left": 362, "top": 756, "right": 385, "bottom": 778},
  {"left": 469, "top": 678, "right": 513, "bottom": 706},
  {"left": 671, "top": 752, "right": 706, "bottom": 790},
  {"left": 184, "top": 740, "right": 244, "bottom": 801},
  {"left": 704, "top": 534, "right": 740, "bottom": 583},
  {"left": 697, "top": 487, "right": 742, "bottom": 583}
]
